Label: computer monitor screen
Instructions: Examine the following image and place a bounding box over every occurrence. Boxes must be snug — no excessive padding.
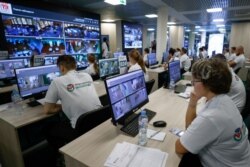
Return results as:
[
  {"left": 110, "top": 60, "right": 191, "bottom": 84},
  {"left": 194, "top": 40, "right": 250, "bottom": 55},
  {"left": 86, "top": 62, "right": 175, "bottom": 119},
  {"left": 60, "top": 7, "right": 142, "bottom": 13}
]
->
[
  {"left": 15, "top": 65, "right": 60, "bottom": 99},
  {"left": 162, "top": 52, "right": 169, "bottom": 64},
  {"left": 0, "top": 59, "right": 25, "bottom": 79},
  {"left": 168, "top": 60, "right": 181, "bottom": 83},
  {"left": 105, "top": 70, "right": 148, "bottom": 125},
  {"left": 113, "top": 52, "right": 124, "bottom": 58},
  {"left": 99, "top": 58, "right": 119, "bottom": 78},
  {"left": 147, "top": 53, "right": 157, "bottom": 66},
  {"left": 71, "top": 54, "right": 89, "bottom": 70},
  {"left": 122, "top": 22, "right": 142, "bottom": 49}
]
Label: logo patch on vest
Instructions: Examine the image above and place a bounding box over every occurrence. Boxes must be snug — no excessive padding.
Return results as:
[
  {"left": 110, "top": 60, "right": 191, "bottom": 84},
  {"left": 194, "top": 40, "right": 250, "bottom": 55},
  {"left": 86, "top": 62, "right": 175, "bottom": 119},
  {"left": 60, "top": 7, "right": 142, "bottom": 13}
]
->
[{"left": 67, "top": 84, "right": 75, "bottom": 92}]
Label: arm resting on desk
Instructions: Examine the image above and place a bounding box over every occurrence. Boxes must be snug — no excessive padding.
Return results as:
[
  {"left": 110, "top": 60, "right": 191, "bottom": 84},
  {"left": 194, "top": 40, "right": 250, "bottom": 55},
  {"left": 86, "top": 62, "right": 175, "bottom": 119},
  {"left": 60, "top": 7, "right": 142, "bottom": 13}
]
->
[
  {"left": 44, "top": 102, "right": 62, "bottom": 114},
  {"left": 175, "top": 139, "right": 188, "bottom": 154},
  {"left": 228, "top": 60, "right": 236, "bottom": 68}
]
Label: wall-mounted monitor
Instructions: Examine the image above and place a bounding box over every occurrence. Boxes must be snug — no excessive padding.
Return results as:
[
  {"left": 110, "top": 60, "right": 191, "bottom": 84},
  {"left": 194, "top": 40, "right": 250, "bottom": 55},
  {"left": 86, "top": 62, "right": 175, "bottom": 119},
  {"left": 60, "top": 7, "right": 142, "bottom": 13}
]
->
[
  {"left": 0, "top": 1, "right": 101, "bottom": 59},
  {"left": 99, "top": 58, "right": 119, "bottom": 79},
  {"left": 122, "top": 21, "right": 142, "bottom": 50}
]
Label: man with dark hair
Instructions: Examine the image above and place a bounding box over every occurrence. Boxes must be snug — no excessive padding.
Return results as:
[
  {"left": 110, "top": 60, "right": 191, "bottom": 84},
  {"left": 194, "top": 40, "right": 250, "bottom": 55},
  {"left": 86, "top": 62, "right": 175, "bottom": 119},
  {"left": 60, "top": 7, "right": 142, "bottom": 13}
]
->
[
  {"left": 180, "top": 47, "right": 191, "bottom": 75},
  {"left": 228, "top": 46, "right": 246, "bottom": 73},
  {"left": 44, "top": 55, "right": 102, "bottom": 150}
]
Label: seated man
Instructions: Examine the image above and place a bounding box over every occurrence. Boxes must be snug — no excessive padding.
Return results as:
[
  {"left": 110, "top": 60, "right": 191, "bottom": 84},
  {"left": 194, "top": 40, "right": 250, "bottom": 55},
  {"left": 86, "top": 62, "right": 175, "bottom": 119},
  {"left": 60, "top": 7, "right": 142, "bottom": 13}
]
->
[
  {"left": 228, "top": 45, "right": 246, "bottom": 73},
  {"left": 176, "top": 59, "right": 250, "bottom": 167},
  {"left": 44, "top": 55, "right": 102, "bottom": 150},
  {"left": 179, "top": 47, "right": 191, "bottom": 75}
]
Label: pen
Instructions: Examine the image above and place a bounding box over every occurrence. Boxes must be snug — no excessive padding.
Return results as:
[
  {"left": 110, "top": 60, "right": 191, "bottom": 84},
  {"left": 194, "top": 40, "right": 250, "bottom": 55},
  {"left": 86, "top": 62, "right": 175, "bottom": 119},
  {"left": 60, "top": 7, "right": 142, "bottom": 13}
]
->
[{"left": 150, "top": 130, "right": 161, "bottom": 138}]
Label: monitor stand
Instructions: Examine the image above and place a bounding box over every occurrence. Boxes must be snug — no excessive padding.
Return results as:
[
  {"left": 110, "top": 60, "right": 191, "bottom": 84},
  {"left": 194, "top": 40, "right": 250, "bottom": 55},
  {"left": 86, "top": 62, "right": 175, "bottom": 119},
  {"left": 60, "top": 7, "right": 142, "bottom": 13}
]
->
[{"left": 27, "top": 99, "right": 41, "bottom": 107}]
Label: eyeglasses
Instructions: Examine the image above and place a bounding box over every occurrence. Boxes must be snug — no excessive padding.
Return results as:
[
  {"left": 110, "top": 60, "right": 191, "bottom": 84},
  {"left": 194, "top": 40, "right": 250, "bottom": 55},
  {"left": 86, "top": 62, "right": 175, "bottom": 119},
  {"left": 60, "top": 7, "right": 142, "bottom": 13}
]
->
[{"left": 191, "top": 80, "right": 201, "bottom": 85}]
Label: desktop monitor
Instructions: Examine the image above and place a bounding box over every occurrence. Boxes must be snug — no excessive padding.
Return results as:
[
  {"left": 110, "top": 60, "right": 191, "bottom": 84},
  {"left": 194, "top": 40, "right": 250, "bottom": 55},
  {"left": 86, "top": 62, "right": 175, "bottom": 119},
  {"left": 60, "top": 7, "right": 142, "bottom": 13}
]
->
[
  {"left": 113, "top": 52, "right": 124, "bottom": 58},
  {"left": 147, "top": 53, "right": 157, "bottom": 67},
  {"left": 162, "top": 52, "right": 169, "bottom": 64},
  {"left": 105, "top": 70, "right": 149, "bottom": 126},
  {"left": 0, "top": 59, "right": 25, "bottom": 86},
  {"left": 15, "top": 65, "right": 60, "bottom": 100},
  {"left": 99, "top": 58, "right": 119, "bottom": 78},
  {"left": 72, "top": 54, "right": 89, "bottom": 70},
  {"left": 168, "top": 60, "right": 181, "bottom": 84}
]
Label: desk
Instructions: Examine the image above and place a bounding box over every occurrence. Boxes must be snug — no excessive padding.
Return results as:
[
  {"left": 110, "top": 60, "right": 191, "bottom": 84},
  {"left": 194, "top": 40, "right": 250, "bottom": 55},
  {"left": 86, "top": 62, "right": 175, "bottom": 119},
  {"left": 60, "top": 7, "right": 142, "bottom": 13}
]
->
[
  {"left": 0, "top": 80, "right": 106, "bottom": 167},
  {"left": 147, "top": 67, "right": 167, "bottom": 93},
  {"left": 60, "top": 86, "right": 188, "bottom": 167}
]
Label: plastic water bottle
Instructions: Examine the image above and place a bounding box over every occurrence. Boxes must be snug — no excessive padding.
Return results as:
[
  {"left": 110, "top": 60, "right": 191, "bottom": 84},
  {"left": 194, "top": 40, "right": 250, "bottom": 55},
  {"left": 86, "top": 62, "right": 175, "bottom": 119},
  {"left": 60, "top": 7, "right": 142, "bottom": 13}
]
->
[
  {"left": 138, "top": 110, "right": 148, "bottom": 146},
  {"left": 11, "top": 89, "right": 23, "bottom": 114},
  {"left": 169, "top": 78, "right": 175, "bottom": 93}
]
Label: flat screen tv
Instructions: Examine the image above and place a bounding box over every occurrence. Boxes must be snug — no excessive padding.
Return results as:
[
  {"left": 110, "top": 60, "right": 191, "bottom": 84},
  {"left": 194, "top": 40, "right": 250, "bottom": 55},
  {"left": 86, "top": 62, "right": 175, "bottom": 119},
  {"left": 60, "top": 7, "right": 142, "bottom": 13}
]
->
[
  {"left": 122, "top": 21, "right": 142, "bottom": 49},
  {"left": 0, "top": 1, "right": 101, "bottom": 58},
  {"left": 99, "top": 58, "right": 119, "bottom": 79}
]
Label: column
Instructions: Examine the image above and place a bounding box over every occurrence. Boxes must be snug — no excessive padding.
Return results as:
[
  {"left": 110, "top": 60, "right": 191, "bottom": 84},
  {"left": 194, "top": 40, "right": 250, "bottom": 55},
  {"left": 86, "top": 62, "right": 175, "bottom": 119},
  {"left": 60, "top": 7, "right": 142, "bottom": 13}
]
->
[
  {"left": 201, "top": 31, "right": 206, "bottom": 47},
  {"left": 169, "top": 26, "right": 184, "bottom": 49},
  {"left": 156, "top": 6, "right": 168, "bottom": 62},
  {"left": 188, "top": 27, "right": 195, "bottom": 55}
]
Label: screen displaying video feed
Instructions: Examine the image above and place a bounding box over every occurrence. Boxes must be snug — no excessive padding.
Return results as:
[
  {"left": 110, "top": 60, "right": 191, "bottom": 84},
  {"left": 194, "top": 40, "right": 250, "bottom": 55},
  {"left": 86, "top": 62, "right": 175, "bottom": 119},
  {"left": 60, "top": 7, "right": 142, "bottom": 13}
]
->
[
  {"left": 72, "top": 54, "right": 88, "bottom": 69},
  {"left": 66, "top": 39, "right": 100, "bottom": 54},
  {"left": 168, "top": 60, "right": 181, "bottom": 83},
  {"left": 113, "top": 52, "right": 124, "bottom": 58},
  {"left": 122, "top": 22, "right": 142, "bottom": 49},
  {"left": 0, "top": 59, "right": 25, "bottom": 79},
  {"left": 162, "top": 52, "right": 169, "bottom": 64},
  {"left": 105, "top": 70, "right": 148, "bottom": 123},
  {"left": 64, "top": 22, "right": 99, "bottom": 39},
  {"left": 99, "top": 58, "right": 119, "bottom": 78},
  {"left": 147, "top": 53, "right": 157, "bottom": 66},
  {"left": 15, "top": 65, "right": 60, "bottom": 98},
  {"left": 0, "top": 2, "right": 100, "bottom": 58}
]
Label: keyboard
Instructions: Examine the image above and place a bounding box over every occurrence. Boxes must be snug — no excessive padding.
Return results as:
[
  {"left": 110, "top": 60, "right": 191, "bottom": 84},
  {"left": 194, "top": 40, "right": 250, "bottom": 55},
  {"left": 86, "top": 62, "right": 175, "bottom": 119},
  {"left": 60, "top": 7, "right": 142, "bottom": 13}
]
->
[
  {"left": 120, "top": 108, "right": 156, "bottom": 137},
  {"left": 149, "top": 65, "right": 160, "bottom": 69}
]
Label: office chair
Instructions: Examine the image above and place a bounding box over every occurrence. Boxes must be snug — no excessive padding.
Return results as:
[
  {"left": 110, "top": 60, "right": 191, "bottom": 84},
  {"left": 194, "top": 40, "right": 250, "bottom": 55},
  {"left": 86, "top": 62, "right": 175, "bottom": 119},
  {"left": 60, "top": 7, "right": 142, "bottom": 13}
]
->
[
  {"left": 74, "top": 105, "right": 111, "bottom": 137},
  {"left": 146, "top": 79, "right": 155, "bottom": 95},
  {"left": 241, "top": 89, "right": 250, "bottom": 140},
  {"left": 234, "top": 67, "right": 241, "bottom": 74}
]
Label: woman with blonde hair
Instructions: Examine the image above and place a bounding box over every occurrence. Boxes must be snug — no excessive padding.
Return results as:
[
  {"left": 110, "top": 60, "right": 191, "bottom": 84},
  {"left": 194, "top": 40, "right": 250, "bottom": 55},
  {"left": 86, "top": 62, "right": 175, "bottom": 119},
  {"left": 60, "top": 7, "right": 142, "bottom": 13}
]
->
[
  {"left": 84, "top": 54, "right": 99, "bottom": 75},
  {"left": 128, "top": 49, "right": 149, "bottom": 81}
]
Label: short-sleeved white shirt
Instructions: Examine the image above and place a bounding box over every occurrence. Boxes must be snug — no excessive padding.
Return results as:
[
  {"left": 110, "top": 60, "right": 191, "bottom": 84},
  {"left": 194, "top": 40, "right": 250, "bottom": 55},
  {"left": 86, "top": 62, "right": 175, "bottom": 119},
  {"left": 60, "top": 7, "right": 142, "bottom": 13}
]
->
[
  {"left": 83, "top": 63, "right": 97, "bottom": 75},
  {"left": 180, "top": 94, "right": 250, "bottom": 167},
  {"left": 180, "top": 54, "right": 191, "bottom": 71},
  {"left": 228, "top": 68, "right": 246, "bottom": 112},
  {"left": 102, "top": 42, "right": 108, "bottom": 58},
  {"left": 227, "top": 53, "right": 236, "bottom": 62},
  {"left": 45, "top": 70, "right": 102, "bottom": 128},
  {"left": 143, "top": 54, "right": 148, "bottom": 63},
  {"left": 233, "top": 54, "right": 245, "bottom": 71},
  {"left": 128, "top": 63, "right": 149, "bottom": 81}
]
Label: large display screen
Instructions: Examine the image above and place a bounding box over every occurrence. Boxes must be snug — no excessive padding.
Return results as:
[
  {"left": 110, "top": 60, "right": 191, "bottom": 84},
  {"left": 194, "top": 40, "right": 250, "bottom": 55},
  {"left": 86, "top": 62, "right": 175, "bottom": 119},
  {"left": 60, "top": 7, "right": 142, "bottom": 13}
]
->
[
  {"left": 122, "top": 21, "right": 142, "bottom": 49},
  {"left": 0, "top": 2, "right": 101, "bottom": 58},
  {"left": 208, "top": 33, "right": 224, "bottom": 57}
]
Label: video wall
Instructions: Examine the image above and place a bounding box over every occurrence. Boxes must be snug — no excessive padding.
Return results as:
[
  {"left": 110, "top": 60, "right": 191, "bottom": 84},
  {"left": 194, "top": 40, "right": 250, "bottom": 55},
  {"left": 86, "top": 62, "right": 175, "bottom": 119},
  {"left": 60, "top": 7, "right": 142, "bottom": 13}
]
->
[
  {"left": 122, "top": 21, "right": 142, "bottom": 49},
  {"left": 0, "top": 1, "right": 101, "bottom": 59}
]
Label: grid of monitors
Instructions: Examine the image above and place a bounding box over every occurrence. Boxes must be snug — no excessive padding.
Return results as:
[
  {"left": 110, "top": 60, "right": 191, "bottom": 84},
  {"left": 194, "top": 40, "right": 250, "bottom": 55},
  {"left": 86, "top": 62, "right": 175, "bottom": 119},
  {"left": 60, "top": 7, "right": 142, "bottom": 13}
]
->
[
  {"left": 113, "top": 52, "right": 124, "bottom": 58},
  {"left": 15, "top": 65, "right": 60, "bottom": 99},
  {"left": 105, "top": 70, "right": 148, "bottom": 124},
  {"left": 99, "top": 58, "right": 119, "bottom": 78},
  {"left": 147, "top": 53, "right": 157, "bottom": 66},
  {"left": 122, "top": 22, "right": 142, "bottom": 49},
  {"left": 168, "top": 60, "right": 181, "bottom": 83},
  {"left": 0, "top": 59, "right": 25, "bottom": 79},
  {"left": 0, "top": 2, "right": 100, "bottom": 58}
]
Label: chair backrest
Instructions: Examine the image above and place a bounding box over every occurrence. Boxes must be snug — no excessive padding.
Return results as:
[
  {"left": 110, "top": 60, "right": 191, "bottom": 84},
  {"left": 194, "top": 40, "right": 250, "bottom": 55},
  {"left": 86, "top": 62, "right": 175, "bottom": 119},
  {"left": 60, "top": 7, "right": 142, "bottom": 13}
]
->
[
  {"left": 241, "top": 88, "right": 250, "bottom": 119},
  {"left": 234, "top": 67, "right": 241, "bottom": 74},
  {"left": 75, "top": 105, "right": 111, "bottom": 136},
  {"left": 146, "top": 79, "right": 155, "bottom": 95},
  {"left": 91, "top": 74, "right": 100, "bottom": 81}
]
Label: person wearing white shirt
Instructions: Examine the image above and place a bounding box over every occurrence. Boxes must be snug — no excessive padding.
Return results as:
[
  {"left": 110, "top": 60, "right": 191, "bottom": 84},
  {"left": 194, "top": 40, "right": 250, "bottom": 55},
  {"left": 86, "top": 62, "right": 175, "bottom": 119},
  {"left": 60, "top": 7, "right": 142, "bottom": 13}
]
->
[
  {"left": 228, "top": 46, "right": 246, "bottom": 73},
  {"left": 102, "top": 37, "right": 109, "bottom": 59},
  {"left": 224, "top": 48, "right": 230, "bottom": 60},
  {"left": 128, "top": 49, "right": 149, "bottom": 81},
  {"left": 44, "top": 55, "right": 102, "bottom": 151},
  {"left": 176, "top": 59, "right": 250, "bottom": 167},
  {"left": 180, "top": 47, "right": 191, "bottom": 75},
  {"left": 82, "top": 54, "right": 99, "bottom": 76},
  {"left": 143, "top": 48, "right": 149, "bottom": 66},
  {"left": 227, "top": 46, "right": 237, "bottom": 62}
]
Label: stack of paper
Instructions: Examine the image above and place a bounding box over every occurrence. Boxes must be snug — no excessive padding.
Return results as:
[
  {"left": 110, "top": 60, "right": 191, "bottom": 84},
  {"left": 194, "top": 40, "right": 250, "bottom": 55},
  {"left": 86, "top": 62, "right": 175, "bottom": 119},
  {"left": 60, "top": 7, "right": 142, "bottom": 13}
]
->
[
  {"left": 178, "top": 86, "right": 192, "bottom": 99},
  {"left": 147, "top": 129, "right": 166, "bottom": 141},
  {"left": 104, "top": 142, "right": 168, "bottom": 167}
]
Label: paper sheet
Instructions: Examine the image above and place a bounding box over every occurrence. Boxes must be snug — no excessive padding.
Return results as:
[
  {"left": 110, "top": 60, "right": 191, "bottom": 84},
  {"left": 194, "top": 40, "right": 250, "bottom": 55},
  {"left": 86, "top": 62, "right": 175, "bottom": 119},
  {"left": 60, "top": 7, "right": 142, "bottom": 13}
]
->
[{"left": 147, "top": 129, "right": 166, "bottom": 141}]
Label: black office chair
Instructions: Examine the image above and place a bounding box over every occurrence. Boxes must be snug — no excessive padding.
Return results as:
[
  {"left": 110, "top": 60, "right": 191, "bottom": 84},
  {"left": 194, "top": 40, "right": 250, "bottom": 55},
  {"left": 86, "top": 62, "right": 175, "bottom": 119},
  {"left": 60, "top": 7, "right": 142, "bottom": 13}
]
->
[
  {"left": 146, "top": 79, "right": 155, "bottom": 95},
  {"left": 234, "top": 67, "right": 241, "bottom": 74},
  {"left": 74, "top": 105, "right": 111, "bottom": 137},
  {"left": 241, "top": 89, "right": 250, "bottom": 140},
  {"left": 91, "top": 74, "right": 100, "bottom": 81}
]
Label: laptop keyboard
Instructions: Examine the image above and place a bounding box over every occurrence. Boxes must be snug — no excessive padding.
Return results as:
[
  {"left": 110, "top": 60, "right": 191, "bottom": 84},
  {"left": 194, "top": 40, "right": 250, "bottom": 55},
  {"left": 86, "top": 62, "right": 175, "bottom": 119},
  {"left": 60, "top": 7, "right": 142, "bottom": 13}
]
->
[{"left": 120, "top": 108, "right": 156, "bottom": 137}]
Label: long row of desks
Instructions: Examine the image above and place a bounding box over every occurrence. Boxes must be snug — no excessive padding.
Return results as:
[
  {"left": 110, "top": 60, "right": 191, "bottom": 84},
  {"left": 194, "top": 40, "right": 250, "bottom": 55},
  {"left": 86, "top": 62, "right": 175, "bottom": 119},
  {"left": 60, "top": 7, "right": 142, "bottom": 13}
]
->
[{"left": 60, "top": 86, "right": 188, "bottom": 167}]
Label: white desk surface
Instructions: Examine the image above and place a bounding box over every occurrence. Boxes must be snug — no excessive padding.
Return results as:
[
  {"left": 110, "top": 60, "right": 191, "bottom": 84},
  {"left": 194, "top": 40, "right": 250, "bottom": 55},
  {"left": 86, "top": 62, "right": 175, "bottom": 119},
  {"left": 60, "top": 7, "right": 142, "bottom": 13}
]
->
[{"left": 60, "top": 84, "right": 189, "bottom": 167}]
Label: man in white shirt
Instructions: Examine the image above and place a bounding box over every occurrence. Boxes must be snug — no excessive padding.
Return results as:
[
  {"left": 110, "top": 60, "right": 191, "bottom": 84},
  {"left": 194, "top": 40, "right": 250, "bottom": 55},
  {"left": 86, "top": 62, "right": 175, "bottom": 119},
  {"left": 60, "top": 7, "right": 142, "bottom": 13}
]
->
[
  {"left": 179, "top": 47, "right": 191, "bottom": 75},
  {"left": 44, "top": 55, "right": 102, "bottom": 150},
  {"left": 229, "top": 46, "right": 246, "bottom": 73},
  {"left": 227, "top": 46, "right": 237, "bottom": 62},
  {"left": 102, "top": 37, "right": 109, "bottom": 58}
]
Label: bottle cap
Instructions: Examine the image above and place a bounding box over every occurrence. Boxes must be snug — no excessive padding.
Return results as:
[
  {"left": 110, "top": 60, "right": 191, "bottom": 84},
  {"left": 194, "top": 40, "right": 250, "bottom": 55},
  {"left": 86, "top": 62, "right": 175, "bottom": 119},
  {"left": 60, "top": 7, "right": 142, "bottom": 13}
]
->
[{"left": 141, "top": 110, "right": 146, "bottom": 115}]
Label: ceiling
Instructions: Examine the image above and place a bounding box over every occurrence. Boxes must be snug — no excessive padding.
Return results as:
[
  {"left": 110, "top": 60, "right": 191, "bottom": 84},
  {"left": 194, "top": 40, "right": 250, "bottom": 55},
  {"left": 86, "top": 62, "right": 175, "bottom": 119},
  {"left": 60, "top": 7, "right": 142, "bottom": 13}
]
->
[{"left": 33, "top": 0, "right": 250, "bottom": 32}]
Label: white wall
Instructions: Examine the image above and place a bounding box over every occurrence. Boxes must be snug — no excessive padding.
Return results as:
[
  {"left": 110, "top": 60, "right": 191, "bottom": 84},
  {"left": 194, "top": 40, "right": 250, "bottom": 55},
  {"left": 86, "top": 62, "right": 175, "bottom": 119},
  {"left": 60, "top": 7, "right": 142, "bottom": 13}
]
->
[{"left": 101, "top": 23, "right": 116, "bottom": 53}]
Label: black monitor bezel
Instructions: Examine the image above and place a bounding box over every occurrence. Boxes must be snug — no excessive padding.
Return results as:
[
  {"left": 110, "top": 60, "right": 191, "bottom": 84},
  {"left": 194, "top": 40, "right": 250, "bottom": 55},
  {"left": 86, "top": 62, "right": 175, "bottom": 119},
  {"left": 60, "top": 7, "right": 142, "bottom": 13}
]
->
[
  {"left": 14, "top": 64, "right": 59, "bottom": 100},
  {"left": 104, "top": 70, "right": 149, "bottom": 126},
  {"left": 98, "top": 58, "right": 119, "bottom": 79}
]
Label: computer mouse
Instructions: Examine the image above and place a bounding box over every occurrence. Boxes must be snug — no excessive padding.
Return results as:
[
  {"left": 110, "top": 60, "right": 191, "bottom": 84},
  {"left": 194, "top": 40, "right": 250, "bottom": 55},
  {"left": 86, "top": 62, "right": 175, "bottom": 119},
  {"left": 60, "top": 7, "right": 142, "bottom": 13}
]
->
[
  {"left": 153, "top": 120, "right": 167, "bottom": 127},
  {"left": 186, "top": 83, "right": 192, "bottom": 87}
]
